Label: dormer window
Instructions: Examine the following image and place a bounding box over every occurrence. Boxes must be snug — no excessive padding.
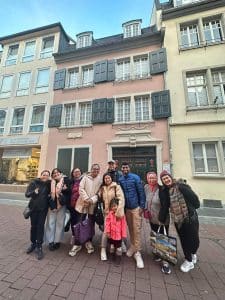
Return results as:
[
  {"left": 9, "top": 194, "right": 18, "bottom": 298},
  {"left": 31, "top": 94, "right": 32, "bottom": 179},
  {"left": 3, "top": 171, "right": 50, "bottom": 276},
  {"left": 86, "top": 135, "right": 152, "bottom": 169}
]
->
[
  {"left": 40, "top": 36, "right": 54, "bottom": 59},
  {"left": 76, "top": 32, "right": 93, "bottom": 49},
  {"left": 123, "top": 20, "right": 142, "bottom": 38},
  {"left": 175, "top": 0, "right": 203, "bottom": 7}
]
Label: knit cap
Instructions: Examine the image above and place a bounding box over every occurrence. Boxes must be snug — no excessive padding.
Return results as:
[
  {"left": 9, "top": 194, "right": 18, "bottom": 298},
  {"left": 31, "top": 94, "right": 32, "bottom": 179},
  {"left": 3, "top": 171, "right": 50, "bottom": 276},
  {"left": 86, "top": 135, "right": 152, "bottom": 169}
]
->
[{"left": 160, "top": 170, "right": 172, "bottom": 181}]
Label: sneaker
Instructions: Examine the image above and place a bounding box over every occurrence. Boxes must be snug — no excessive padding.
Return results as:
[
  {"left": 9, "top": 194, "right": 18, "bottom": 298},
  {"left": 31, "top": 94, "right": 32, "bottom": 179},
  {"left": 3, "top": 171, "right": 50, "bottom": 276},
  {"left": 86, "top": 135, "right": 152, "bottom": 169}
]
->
[
  {"left": 153, "top": 253, "right": 162, "bottom": 262},
  {"left": 26, "top": 243, "right": 36, "bottom": 254},
  {"left": 101, "top": 248, "right": 107, "bottom": 261},
  {"left": 69, "top": 245, "right": 82, "bottom": 257},
  {"left": 126, "top": 246, "right": 135, "bottom": 258},
  {"left": 109, "top": 244, "right": 115, "bottom": 254},
  {"left": 121, "top": 241, "right": 127, "bottom": 253},
  {"left": 134, "top": 251, "right": 144, "bottom": 269},
  {"left": 180, "top": 260, "right": 194, "bottom": 273},
  {"left": 116, "top": 247, "right": 122, "bottom": 256},
  {"left": 192, "top": 254, "right": 197, "bottom": 264},
  {"left": 161, "top": 263, "right": 171, "bottom": 274},
  {"left": 53, "top": 242, "right": 60, "bottom": 250},
  {"left": 36, "top": 247, "right": 44, "bottom": 260},
  {"left": 49, "top": 242, "right": 55, "bottom": 251},
  {"left": 85, "top": 241, "right": 94, "bottom": 254}
]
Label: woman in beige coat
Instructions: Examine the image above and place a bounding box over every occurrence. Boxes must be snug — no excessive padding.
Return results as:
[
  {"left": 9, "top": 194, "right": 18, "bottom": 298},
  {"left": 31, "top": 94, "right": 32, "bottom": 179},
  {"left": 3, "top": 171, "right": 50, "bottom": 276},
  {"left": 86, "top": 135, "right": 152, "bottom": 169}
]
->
[{"left": 98, "top": 173, "right": 125, "bottom": 261}]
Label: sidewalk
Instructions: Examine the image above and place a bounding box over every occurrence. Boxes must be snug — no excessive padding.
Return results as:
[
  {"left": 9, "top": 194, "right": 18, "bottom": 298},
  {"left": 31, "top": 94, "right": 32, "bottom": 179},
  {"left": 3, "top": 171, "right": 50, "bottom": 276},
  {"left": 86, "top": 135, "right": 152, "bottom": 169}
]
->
[{"left": 0, "top": 204, "right": 225, "bottom": 300}]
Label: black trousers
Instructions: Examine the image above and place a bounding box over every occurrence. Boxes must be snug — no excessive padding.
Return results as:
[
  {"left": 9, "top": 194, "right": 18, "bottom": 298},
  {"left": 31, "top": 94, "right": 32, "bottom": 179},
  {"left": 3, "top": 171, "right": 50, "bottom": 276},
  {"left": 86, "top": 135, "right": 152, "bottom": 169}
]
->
[
  {"left": 68, "top": 208, "right": 80, "bottom": 236},
  {"left": 30, "top": 209, "right": 48, "bottom": 246},
  {"left": 175, "top": 217, "right": 200, "bottom": 262}
]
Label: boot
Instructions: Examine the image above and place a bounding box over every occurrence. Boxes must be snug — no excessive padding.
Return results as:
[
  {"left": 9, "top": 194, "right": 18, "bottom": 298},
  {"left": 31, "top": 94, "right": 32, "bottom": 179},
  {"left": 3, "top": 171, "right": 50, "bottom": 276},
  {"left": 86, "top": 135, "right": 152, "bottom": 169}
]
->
[
  {"left": 26, "top": 243, "right": 36, "bottom": 254},
  {"left": 36, "top": 246, "right": 44, "bottom": 260}
]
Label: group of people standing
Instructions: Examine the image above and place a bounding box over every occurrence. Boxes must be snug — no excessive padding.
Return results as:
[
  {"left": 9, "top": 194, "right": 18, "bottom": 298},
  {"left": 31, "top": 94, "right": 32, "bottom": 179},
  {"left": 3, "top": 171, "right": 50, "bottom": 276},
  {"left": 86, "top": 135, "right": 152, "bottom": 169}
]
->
[{"left": 25, "top": 159, "right": 200, "bottom": 274}]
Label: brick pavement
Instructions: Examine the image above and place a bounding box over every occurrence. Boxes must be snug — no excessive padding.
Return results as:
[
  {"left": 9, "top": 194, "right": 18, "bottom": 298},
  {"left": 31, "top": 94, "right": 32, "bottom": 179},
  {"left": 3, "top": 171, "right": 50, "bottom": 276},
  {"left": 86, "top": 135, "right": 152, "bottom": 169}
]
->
[{"left": 0, "top": 204, "right": 225, "bottom": 299}]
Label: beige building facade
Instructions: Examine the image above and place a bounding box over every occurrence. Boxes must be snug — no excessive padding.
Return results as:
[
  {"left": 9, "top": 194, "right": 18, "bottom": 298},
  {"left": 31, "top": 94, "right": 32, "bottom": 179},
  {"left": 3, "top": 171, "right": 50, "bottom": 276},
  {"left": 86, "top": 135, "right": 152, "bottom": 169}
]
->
[
  {"left": 152, "top": 0, "right": 225, "bottom": 202},
  {"left": 0, "top": 23, "right": 71, "bottom": 185}
]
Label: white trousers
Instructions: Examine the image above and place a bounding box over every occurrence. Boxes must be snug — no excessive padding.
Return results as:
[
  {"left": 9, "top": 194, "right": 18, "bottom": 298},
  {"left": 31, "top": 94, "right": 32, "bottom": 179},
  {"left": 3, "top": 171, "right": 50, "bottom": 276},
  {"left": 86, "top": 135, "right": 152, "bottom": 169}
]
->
[{"left": 45, "top": 206, "right": 66, "bottom": 244}]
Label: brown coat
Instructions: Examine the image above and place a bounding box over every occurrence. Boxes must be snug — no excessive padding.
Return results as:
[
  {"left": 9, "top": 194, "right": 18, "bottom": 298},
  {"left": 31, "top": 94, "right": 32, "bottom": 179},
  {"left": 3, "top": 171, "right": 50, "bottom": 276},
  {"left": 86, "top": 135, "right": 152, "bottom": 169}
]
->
[
  {"left": 75, "top": 173, "right": 102, "bottom": 215},
  {"left": 99, "top": 182, "right": 125, "bottom": 218}
]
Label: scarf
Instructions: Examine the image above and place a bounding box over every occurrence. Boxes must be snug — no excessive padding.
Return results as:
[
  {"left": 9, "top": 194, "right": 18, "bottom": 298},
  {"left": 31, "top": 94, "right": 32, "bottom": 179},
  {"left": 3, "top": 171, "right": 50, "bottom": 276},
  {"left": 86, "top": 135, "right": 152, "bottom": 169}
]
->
[{"left": 51, "top": 176, "right": 64, "bottom": 209}]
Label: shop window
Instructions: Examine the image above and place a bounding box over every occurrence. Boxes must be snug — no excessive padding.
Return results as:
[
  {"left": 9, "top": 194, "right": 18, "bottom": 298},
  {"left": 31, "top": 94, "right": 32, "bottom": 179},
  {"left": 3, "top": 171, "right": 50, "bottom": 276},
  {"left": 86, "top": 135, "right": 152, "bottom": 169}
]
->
[
  {"left": 10, "top": 107, "right": 25, "bottom": 134},
  {"left": 29, "top": 105, "right": 45, "bottom": 132}
]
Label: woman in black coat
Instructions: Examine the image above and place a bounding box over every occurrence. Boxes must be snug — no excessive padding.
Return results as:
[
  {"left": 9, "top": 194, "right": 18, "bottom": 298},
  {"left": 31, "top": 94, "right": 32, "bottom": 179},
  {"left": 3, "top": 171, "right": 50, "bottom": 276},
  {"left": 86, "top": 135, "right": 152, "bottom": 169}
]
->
[
  {"left": 25, "top": 170, "right": 51, "bottom": 260},
  {"left": 159, "top": 170, "right": 200, "bottom": 273}
]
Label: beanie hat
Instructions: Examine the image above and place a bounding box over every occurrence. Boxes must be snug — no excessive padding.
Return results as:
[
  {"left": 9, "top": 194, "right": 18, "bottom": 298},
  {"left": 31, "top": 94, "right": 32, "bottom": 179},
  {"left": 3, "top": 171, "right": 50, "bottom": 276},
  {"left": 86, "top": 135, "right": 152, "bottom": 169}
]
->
[{"left": 160, "top": 170, "right": 172, "bottom": 181}]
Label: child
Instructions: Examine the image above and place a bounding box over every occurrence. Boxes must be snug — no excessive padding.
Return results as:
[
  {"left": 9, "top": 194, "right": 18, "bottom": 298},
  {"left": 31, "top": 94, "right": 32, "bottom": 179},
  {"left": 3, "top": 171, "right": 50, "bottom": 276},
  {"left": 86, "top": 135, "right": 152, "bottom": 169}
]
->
[{"left": 104, "top": 198, "right": 127, "bottom": 262}]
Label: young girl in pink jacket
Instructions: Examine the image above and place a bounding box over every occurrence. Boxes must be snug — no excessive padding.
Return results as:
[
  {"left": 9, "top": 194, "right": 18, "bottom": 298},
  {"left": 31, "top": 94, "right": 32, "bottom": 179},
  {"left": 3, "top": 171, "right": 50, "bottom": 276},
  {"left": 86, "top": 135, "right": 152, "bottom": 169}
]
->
[{"left": 105, "top": 198, "right": 127, "bottom": 261}]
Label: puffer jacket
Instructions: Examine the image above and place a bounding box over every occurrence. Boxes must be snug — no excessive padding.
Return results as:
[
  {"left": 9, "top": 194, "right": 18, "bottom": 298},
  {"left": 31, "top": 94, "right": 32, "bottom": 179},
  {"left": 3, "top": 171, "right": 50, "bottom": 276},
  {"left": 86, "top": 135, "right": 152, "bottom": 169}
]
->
[
  {"left": 99, "top": 182, "right": 125, "bottom": 218},
  {"left": 75, "top": 173, "right": 102, "bottom": 215},
  {"left": 119, "top": 173, "right": 146, "bottom": 210}
]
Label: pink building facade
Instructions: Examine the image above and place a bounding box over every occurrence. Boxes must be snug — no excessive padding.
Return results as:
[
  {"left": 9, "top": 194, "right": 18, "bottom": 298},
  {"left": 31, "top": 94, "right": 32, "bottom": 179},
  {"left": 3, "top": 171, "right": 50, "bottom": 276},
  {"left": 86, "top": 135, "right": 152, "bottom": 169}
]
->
[{"left": 46, "top": 21, "right": 171, "bottom": 179}]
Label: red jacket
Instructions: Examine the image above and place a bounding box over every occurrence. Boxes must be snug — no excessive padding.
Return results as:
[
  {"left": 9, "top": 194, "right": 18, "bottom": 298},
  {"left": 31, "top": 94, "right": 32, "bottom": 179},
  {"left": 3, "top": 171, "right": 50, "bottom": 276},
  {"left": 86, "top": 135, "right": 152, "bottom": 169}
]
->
[{"left": 105, "top": 211, "right": 127, "bottom": 240}]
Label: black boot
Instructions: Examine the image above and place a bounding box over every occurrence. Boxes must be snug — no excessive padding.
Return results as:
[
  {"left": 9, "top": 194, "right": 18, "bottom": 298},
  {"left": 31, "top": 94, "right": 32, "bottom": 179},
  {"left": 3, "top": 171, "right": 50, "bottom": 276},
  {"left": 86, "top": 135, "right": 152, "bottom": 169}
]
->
[
  {"left": 26, "top": 243, "right": 36, "bottom": 254},
  {"left": 49, "top": 242, "right": 55, "bottom": 251},
  {"left": 53, "top": 242, "right": 60, "bottom": 250},
  {"left": 36, "top": 246, "right": 44, "bottom": 260}
]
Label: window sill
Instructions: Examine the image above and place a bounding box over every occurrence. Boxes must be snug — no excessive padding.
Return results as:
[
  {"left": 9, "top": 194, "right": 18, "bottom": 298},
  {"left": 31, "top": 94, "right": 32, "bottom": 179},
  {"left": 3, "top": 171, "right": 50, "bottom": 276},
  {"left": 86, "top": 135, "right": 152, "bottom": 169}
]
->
[
  {"left": 193, "top": 174, "right": 225, "bottom": 179},
  {"left": 113, "top": 120, "right": 154, "bottom": 126},
  {"left": 58, "top": 124, "right": 92, "bottom": 130},
  {"left": 179, "top": 40, "right": 225, "bottom": 52},
  {"left": 114, "top": 75, "right": 151, "bottom": 84},
  {"left": 34, "top": 90, "right": 49, "bottom": 95},
  {"left": 186, "top": 104, "right": 225, "bottom": 112}
]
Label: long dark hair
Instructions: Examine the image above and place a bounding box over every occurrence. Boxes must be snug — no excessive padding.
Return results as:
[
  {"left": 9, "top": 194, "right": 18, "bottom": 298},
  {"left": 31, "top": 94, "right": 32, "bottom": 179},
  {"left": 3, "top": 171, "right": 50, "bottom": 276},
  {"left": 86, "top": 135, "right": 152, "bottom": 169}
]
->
[
  {"left": 51, "top": 168, "right": 62, "bottom": 177},
  {"left": 70, "top": 167, "right": 82, "bottom": 179},
  {"left": 102, "top": 173, "right": 113, "bottom": 187}
]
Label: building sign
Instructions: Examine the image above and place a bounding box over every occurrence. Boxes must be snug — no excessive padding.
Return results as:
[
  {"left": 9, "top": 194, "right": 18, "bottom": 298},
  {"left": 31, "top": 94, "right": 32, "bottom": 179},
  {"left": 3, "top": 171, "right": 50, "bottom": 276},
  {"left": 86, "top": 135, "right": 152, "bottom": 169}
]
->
[
  {"left": 2, "top": 148, "right": 32, "bottom": 158},
  {"left": 0, "top": 136, "right": 39, "bottom": 146}
]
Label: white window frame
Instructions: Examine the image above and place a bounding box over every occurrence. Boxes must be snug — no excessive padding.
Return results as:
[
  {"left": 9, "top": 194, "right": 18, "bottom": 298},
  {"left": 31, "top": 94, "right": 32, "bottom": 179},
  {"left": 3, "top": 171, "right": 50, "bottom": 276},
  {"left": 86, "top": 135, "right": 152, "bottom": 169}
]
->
[
  {"left": 79, "top": 102, "right": 92, "bottom": 125},
  {"left": 123, "top": 22, "right": 141, "bottom": 38},
  {"left": 116, "top": 58, "right": 131, "bottom": 81},
  {"left": 10, "top": 107, "right": 25, "bottom": 135},
  {"left": 22, "top": 40, "right": 36, "bottom": 62},
  {"left": 62, "top": 103, "right": 76, "bottom": 127},
  {"left": 180, "top": 23, "right": 200, "bottom": 48},
  {"left": 135, "top": 95, "right": 151, "bottom": 121},
  {"left": 203, "top": 19, "right": 223, "bottom": 44},
  {"left": 0, "top": 110, "right": 7, "bottom": 135},
  {"left": 16, "top": 71, "right": 31, "bottom": 96},
  {"left": 175, "top": 0, "right": 204, "bottom": 7},
  {"left": 133, "top": 55, "right": 149, "bottom": 79},
  {"left": 115, "top": 97, "right": 131, "bottom": 123},
  {"left": 29, "top": 105, "right": 45, "bottom": 133},
  {"left": 67, "top": 68, "right": 80, "bottom": 88},
  {"left": 186, "top": 73, "right": 209, "bottom": 107},
  {"left": 212, "top": 69, "right": 225, "bottom": 105},
  {"left": 82, "top": 65, "right": 93, "bottom": 86},
  {"left": 5, "top": 44, "right": 19, "bottom": 66},
  {"left": 40, "top": 36, "right": 54, "bottom": 59},
  {"left": 35, "top": 68, "right": 50, "bottom": 94},
  {"left": 76, "top": 33, "right": 92, "bottom": 49},
  {"left": 0, "top": 75, "right": 14, "bottom": 99}
]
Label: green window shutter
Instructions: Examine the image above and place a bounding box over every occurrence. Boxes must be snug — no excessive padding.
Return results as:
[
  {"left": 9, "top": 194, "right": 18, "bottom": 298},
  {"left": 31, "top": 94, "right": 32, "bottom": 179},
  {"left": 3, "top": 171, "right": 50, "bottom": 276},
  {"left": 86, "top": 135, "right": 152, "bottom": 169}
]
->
[
  {"left": 106, "top": 98, "right": 114, "bottom": 123},
  {"left": 151, "top": 90, "right": 171, "bottom": 119},
  {"left": 53, "top": 69, "right": 66, "bottom": 90},
  {"left": 107, "top": 60, "right": 115, "bottom": 81},
  {"left": 150, "top": 48, "right": 167, "bottom": 75},
  {"left": 94, "top": 60, "right": 108, "bottom": 83},
  {"left": 92, "top": 98, "right": 107, "bottom": 123},
  {"left": 57, "top": 148, "right": 72, "bottom": 177},
  {"left": 48, "top": 104, "right": 63, "bottom": 127},
  {"left": 74, "top": 148, "right": 89, "bottom": 173}
]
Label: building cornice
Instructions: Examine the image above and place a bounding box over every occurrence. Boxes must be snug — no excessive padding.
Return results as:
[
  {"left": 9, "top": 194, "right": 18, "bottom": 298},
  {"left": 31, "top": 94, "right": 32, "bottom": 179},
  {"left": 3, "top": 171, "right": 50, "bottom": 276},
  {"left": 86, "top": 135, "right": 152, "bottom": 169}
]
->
[
  {"left": 162, "top": 0, "right": 225, "bottom": 21},
  {"left": 170, "top": 120, "right": 225, "bottom": 126}
]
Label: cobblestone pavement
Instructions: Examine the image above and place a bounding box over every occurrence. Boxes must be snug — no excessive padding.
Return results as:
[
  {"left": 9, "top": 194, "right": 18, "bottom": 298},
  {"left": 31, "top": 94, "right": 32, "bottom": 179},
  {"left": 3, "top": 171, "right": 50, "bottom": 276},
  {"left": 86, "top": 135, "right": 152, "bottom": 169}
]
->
[{"left": 0, "top": 204, "right": 225, "bottom": 300}]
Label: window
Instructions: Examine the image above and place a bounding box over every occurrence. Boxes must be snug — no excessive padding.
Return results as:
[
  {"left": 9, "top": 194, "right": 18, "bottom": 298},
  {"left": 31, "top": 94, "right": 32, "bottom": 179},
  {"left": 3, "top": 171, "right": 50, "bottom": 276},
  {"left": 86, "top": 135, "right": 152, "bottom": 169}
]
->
[
  {"left": 133, "top": 56, "right": 149, "bottom": 78},
  {"left": 10, "top": 108, "right": 25, "bottom": 134},
  {"left": 40, "top": 36, "right": 54, "bottom": 58},
  {"left": 16, "top": 72, "right": 31, "bottom": 96},
  {"left": 30, "top": 106, "right": 45, "bottom": 132},
  {"left": 135, "top": 95, "right": 150, "bottom": 121},
  {"left": 212, "top": 69, "right": 225, "bottom": 105},
  {"left": 180, "top": 24, "right": 199, "bottom": 48},
  {"left": 116, "top": 59, "right": 130, "bottom": 81},
  {"left": 67, "top": 68, "right": 79, "bottom": 88},
  {"left": 175, "top": 0, "right": 204, "bottom": 6},
  {"left": 203, "top": 19, "right": 223, "bottom": 44},
  {"left": 186, "top": 73, "right": 208, "bottom": 107},
  {"left": 76, "top": 33, "right": 92, "bottom": 48},
  {"left": 123, "top": 21, "right": 141, "bottom": 38},
  {"left": 22, "top": 41, "right": 35, "bottom": 62},
  {"left": 223, "top": 142, "right": 225, "bottom": 163},
  {"left": 116, "top": 98, "right": 131, "bottom": 122},
  {"left": 79, "top": 102, "right": 92, "bottom": 125},
  {"left": 0, "top": 110, "right": 6, "bottom": 134},
  {"left": 5, "top": 45, "right": 19, "bottom": 66},
  {"left": 0, "top": 75, "right": 13, "bottom": 98},
  {"left": 192, "top": 142, "right": 219, "bottom": 174},
  {"left": 63, "top": 104, "right": 76, "bottom": 127},
  {"left": 35, "top": 68, "right": 50, "bottom": 93},
  {"left": 82, "top": 66, "right": 93, "bottom": 86}
]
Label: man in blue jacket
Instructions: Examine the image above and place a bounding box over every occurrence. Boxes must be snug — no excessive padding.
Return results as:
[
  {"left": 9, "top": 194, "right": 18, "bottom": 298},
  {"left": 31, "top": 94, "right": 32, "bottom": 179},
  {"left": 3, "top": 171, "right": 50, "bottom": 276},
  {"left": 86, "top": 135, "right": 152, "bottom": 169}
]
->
[{"left": 119, "top": 162, "right": 146, "bottom": 268}]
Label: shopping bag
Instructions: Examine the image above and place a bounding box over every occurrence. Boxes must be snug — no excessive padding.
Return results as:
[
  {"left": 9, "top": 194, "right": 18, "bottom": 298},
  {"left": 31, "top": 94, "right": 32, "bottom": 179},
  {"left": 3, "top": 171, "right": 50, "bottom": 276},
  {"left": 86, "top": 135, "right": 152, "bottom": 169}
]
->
[
  {"left": 73, "top": 215, "right": 95, "bottom": 245},
  {"left": 150, "top": 226, "right": 177, "bottom": 265},
  {"left": 94, "top": 200, "right": 104, "bottom": 226}
]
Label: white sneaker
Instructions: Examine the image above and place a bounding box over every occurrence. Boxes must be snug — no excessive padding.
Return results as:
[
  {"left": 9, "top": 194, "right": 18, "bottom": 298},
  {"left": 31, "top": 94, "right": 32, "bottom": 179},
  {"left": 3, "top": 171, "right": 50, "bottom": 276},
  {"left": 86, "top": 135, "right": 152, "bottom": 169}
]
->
[
  {"left": 180, "top": 260, "right": 194, "bottom": 272},
  {"left": 68, "top": 245, "right": 82, "bottom": 256},
  {"left": 116, "top": 247, "right": 122, "bottom": 256},
  {"left": 192, "top": 254, "right": 197, "bottom": 264},
  {"left": 134, "top": 251, "right": 144, "bottom": 269},
  {"left": 126, "top": 246, "right": 135, "bottom": 257},
  {"left": 109, "top": 244, "right": 115, "bottom": 254},
  {"left": 85, "top": 241, "right": 94, "bottom": 254},
  {"left": 121, "top": 241, "right": 127, "bottom": 253},
  {"left": 101, "top": 248, "right": 107, "bottom": 261}
]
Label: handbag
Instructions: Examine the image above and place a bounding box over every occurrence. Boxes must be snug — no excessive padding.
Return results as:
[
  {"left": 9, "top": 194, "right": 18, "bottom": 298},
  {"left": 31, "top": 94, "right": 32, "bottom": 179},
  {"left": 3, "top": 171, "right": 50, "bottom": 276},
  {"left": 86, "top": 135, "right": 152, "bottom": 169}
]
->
[
  {"left": 94, "top": 199, "right": 104, "bottom": 226},
  {"left": 73, "top": 215, "right": 95, "bottom": 245},
  {"left": 150, "top": 225, "right": 177, "bottom": 265},
  {"left": 23, "top": 206, "right": 32, "bottom": 219}
]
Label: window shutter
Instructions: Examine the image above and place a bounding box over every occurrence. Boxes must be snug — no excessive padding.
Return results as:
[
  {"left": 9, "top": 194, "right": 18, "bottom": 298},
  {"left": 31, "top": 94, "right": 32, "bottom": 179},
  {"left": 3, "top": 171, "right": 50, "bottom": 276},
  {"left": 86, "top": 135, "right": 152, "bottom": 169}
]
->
[
  {"left": 94, "top": 60, "right": 108, "bottom": 83},
  {"left": 53, "top": 69, "right": 66, "bottom": 90},
  {"left": 74, "top": 148, "right": 89, "bottom": 173},
  {"left": 107, "top": 59, "right": 115, "bottom": 81},
  {"left": 106, "top": 98, "right": 114, "bottom": 123},
  {"left": 92, "top": 98, "right": 107, "bottom": 123},
  {"left": 150, "top": 48, "right": 167, "bottom": 75},
  {"left": 151, "top": 90, "right": 171, "bottom": 119},
  {"left": 48, "top": 104, "right": 63, "bottom": 127},
  {"left": 57, "top": 148, "right": 72, "bottom": 176}
]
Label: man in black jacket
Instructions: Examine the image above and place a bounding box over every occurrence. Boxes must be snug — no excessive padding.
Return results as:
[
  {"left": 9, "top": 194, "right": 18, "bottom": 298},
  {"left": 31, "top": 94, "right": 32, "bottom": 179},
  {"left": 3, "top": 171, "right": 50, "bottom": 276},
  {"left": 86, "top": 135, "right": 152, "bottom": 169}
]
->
[{"left": 25, "top": 170, "right": 51, "bottom": 260}]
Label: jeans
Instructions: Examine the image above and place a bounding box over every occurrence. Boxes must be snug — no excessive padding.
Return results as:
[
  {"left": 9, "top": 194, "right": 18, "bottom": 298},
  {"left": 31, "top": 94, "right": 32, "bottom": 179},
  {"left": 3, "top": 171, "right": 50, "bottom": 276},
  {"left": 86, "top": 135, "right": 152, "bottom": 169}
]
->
[{"left": 45, "top": 206, "right": 66, "bottom": 244}]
